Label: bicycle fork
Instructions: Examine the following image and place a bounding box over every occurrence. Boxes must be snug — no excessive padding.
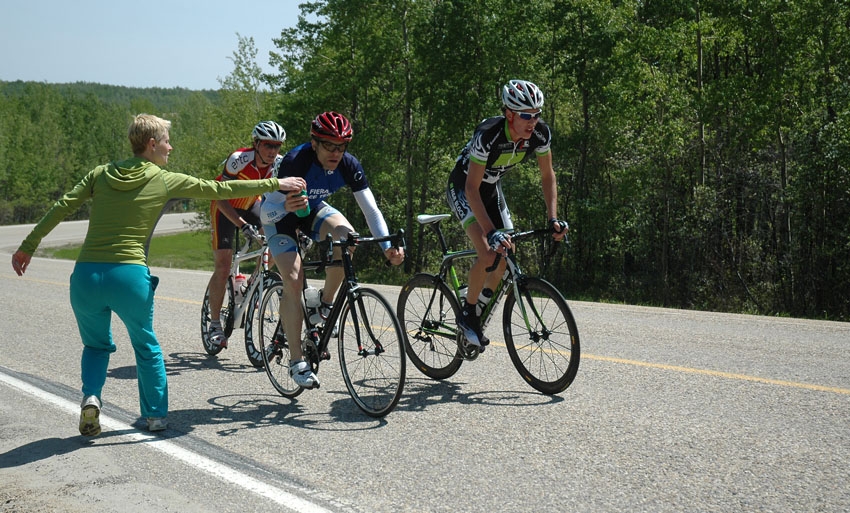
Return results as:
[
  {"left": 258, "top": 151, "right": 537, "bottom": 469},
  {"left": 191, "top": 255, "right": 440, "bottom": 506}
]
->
[{"left": 345, "top": 286, "right": 386, "bottom": 358}]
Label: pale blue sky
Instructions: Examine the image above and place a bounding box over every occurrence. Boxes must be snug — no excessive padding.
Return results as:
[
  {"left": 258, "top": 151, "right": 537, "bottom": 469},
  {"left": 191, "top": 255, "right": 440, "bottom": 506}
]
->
[{"left": 1, "top": 1, "right": 303, "bottom": 90}]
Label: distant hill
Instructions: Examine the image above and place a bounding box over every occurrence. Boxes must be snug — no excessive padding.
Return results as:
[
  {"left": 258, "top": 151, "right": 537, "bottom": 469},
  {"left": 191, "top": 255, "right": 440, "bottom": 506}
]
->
[{"left": 0, "top": 80, "right": 220, "bottom": 109}]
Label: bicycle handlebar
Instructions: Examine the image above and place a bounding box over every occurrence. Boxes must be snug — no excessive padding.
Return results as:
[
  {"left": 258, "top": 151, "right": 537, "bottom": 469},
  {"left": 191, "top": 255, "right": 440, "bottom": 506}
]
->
[
  {"left": 323, "top": 229, "right": 406, "bottom": 264},
  {"left": 484, "top": 227, "right": 565, "bottom": 273}
]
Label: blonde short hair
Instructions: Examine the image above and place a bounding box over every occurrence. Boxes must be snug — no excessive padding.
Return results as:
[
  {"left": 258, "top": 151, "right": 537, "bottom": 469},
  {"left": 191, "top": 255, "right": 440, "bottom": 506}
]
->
[{"left": 128, "top": 114, "right": 172, "bottom": 154}]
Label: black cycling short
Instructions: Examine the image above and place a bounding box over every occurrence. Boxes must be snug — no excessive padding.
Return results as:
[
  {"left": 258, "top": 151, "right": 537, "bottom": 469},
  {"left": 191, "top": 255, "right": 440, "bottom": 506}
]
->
[{"left": 211, "top": 202, "right": 262, "bottom": 251}]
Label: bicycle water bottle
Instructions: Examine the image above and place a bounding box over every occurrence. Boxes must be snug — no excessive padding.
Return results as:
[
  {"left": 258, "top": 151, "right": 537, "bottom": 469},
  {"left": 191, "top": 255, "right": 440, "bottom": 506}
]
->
[
  {"left": 233, "top": 274, "right": 248, "bottom": 301},
  {"left": 476, "top": 288, "right": 493, "bottom": 317},
  {"left": 295, "top": 190, "right": 310, "bottom": 218},
  {"left": 304, "top": 286, "right": 323, "bottom": 325}
]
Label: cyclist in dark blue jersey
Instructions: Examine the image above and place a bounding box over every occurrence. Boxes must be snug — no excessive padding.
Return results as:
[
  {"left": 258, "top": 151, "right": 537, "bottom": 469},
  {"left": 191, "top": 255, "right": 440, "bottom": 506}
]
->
[
  {"left": 446, "top": 80, "right": 569, "bottom": 349},
  {"left": 261, "top": 111, "right": 404, "bottom": 388}
]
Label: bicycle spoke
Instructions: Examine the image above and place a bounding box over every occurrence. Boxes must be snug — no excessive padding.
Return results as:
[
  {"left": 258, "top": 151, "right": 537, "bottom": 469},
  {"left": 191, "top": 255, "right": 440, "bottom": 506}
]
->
[
  {"left": 338, "top": 290, "right": 405, "bottom": 417},
  {"left": 397, "top": 274, "right": 464, "bottom": 380},
  {"left": 504, "top": 277, "right": 580, "bottom": 395}
]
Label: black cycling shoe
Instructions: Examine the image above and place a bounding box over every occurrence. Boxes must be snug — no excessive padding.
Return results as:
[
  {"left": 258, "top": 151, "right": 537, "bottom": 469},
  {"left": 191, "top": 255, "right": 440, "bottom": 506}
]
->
[{"left": 458, "top": 303, "right": 483, "bottom": 348}]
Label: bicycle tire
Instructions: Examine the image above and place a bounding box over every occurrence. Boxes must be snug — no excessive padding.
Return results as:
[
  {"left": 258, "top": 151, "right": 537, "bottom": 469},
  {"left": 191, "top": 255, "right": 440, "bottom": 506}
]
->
[
  {"left": 244, "top": 271, "right": 282, "bottom": 368},
  {"left": 200, "top": 280, "right": 235, "bottom": 356},
  {"left": 337, "top": 288, "right": 406, "bottom": 417},
  {"left": 503, "top": 277, "right": 580, "bottom": 395},
  {"left": 258, "top": 282, "right": 303, "bottom": 398},
  {"left": 397, "top": 273, "right": 464, "bottom": 380}
]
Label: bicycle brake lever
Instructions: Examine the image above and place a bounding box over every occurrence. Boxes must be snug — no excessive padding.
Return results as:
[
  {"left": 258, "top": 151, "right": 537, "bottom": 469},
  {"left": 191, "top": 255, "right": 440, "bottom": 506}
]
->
[{"left": 485, "top": 253, "right": 502, "bottom": 273}]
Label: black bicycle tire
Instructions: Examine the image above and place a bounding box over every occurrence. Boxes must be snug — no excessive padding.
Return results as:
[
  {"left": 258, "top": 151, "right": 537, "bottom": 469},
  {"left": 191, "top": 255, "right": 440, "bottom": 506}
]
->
[
  {"left": 397, "top": 273, "right": 464, "bottom": 380},
  {"left": 258, "top": 282, "right": 303, "bottom": 398},
  {"left": 503, "top": 277, "right": 580, "bottom": 394},
  {"left": 337, "top": 288, "right": 406, "bottom": 417},
  {"left": 200, "top": 281, "right": 234, "bottom": 356},
  {"left": 244, "top": 271, "right": 282, "bottom": 368}
]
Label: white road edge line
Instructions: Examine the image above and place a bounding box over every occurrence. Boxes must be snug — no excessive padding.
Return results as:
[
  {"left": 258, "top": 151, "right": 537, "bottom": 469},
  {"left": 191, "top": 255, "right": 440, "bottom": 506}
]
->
[{"left": 0, "top": 371, "right": 336, "bottom": 513}]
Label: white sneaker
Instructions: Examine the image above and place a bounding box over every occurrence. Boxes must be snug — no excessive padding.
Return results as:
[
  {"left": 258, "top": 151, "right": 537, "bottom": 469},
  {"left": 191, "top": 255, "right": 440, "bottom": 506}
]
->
[
  {"left": 147, "top": 417, "right": 168, "bottom": 431},
  {"left": 290, "top": 360, "right": 320, "bottom": 389},
  {"left": 79, "top": 395, "right": 101, "bottom": 437},
  {"left": 209, "top": 325, "right": 228, "bottom": 349}
]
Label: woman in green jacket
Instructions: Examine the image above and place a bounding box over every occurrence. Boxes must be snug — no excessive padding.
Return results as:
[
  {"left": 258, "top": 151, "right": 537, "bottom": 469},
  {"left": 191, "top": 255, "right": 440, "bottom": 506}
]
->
[{"left": 11, "top": 114, "right": 304, "bottom": 436}]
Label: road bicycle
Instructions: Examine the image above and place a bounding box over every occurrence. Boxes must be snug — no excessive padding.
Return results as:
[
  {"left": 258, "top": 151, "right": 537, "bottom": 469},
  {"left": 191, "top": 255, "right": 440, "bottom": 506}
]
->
[
  {"left": 257, "top": 231, "right": 407, "bottom": 417},
  {"left": 397, "top": 214, "right": 580, "bottom": 394},
  {"left": 201, "top": 229, "right": 281, "bottom": 367}
]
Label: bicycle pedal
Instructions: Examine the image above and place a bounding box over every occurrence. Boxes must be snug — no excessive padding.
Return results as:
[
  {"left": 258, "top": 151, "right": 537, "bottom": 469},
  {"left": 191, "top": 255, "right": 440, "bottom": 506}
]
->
[{"left": 460, "top": 342, "right": 480, "bottom": 360}]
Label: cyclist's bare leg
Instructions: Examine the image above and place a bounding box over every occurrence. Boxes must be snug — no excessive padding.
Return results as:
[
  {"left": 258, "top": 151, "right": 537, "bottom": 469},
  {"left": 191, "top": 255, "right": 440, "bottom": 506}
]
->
[
  {"left": 318, "top": 214, "right": 355, "bottom": 304},
  {"left": 461, "top": 222, "right": 505, "bottom": 348},
  {"left": 274, "top": 250, "right": 306, "bottom": 361},
  {"left": 208, "top": 249, "right": 233, "bottom": 322},
  {"left": 464, "top": 222, "right": 505, "bottom": 306}
]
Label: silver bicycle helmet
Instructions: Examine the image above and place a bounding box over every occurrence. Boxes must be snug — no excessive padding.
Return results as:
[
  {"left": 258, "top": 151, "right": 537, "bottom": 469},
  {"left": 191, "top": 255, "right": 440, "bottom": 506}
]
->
[
  {"left": 501, "top": 79, "right": 545, "bottom": 111},
  {"left": 252, "top": 120, "right": 286, "bottom": 144}
]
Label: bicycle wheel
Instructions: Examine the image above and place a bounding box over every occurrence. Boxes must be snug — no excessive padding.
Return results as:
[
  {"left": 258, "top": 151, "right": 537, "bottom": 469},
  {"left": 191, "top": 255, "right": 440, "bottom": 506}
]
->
[
  {"left": 337, "top": 288, "right": 406, "bottom": 417},
  {"left": 397, "top": 273, "right": 463, "bottom": 380},
  {"left": 503, "top": 277, "right": 580, "bottom": 395},
  {"left": 258, "top": 282, "right": 303, "bottom": 398},
  {"left": 244, "top": 271, "right": 282, "bottom": 368},
  {"left": 201, "top": 280, "right": 234, "bottom": 356}
]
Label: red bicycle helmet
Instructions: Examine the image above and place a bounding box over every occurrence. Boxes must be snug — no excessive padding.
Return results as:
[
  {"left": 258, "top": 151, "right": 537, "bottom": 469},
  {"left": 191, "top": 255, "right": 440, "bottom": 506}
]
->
[{"left": 311, "top": 111, "right": 353, "bottom": 141}]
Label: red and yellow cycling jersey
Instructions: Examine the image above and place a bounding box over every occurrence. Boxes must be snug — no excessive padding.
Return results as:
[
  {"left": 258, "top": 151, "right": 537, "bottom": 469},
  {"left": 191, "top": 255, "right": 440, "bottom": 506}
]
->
[{"left": 213, "top": 147, "right": 282, "bottom": 211}]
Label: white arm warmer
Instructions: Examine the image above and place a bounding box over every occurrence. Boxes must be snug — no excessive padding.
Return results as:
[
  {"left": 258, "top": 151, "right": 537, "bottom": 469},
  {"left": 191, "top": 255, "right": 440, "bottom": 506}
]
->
[{"left": 353, "top": 188, "right": 391, "bottom": 251}]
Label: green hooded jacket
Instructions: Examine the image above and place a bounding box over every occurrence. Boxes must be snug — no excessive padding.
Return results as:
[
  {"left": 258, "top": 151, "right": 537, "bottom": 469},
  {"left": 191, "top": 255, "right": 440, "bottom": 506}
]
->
[{"left": 19, "top": 157, "right": 279, "bottom": 265}]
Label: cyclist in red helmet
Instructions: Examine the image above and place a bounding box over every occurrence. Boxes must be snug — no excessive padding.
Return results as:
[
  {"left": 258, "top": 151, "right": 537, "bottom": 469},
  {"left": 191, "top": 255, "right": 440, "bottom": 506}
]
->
[
  {"left": 206, "top": 121, "right": 287, "bottom": 350},
  {"left": 260, "top": 111, "right": 404, "bottom": 388}
]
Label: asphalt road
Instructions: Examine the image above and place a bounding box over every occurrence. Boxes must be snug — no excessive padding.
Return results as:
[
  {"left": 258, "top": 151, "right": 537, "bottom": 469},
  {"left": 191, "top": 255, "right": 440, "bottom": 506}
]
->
[{"left": 1, "top": 214, "right": 849, "bottom": 512}]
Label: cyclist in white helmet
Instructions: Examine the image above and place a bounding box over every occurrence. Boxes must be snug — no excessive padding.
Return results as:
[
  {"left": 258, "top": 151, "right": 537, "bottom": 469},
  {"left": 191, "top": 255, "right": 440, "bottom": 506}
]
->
[
  {"left": 206, "top": 121, "right": 286, "bottom": 350},
  {"left": 446, "top": 79, "right": 569, "bottom": 349}
]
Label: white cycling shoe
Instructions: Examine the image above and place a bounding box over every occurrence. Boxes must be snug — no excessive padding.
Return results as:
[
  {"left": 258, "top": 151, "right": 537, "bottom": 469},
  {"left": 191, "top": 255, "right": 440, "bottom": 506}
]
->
[
  {"left": 209, "top": 325, "right": 228, "bottom": 349},
  {"left": 290, "top": 360, "right": 320, "bottom": 389}
]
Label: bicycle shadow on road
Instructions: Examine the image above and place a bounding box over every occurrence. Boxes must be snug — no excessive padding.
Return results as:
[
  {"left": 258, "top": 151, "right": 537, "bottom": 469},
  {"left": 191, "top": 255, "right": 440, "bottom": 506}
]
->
[
  {"left": 165, "top": 351, "right": 263, "bottom": 376},
  {"left": 161, "top": 390, "right": 387, "bottom": 437},
  {"left": 105, "top": 351, "right": 262, "bottom": 381},
  {"left": 397, "top": 378, "right": 564, "bottom": 412}
]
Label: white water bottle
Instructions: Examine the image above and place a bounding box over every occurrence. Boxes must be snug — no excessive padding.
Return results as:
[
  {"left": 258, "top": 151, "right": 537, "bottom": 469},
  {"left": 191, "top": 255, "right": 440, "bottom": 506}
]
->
[
  {"left": 476, "top": 288, "right": 493, "bottom": 317},
  {"left": 304, "top": 286, "right": 321, "bottom": 308},
  {"left": 233, "top": 274, "right": 248, "bottom": 301},
  {"left": 304, "top": 287, "right": 324, "bottom": 325}
]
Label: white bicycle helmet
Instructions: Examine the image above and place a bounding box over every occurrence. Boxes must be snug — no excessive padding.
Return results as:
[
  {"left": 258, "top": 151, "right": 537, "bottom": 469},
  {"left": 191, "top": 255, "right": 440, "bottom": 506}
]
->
[
  {"left": 252, "top": 120, "right": 286, "bottom": 144},
  {"left": 501, "top": 79, "right": 544, "bottom": 111}
]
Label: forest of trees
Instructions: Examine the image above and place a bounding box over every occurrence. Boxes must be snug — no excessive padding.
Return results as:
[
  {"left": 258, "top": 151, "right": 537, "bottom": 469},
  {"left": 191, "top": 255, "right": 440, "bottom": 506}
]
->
[{"left": 1, "top": 0, "right": 848, "bottom": 321}]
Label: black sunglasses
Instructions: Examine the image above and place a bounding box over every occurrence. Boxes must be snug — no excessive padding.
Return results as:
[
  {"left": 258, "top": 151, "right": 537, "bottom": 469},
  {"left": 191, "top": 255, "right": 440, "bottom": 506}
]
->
[{"left": 314, "top": 139, "right": 348, "bottom": 153}]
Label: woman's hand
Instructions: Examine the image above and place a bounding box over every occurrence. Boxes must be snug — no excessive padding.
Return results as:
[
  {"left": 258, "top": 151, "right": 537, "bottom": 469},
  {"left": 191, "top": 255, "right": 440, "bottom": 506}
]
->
[
  {"left": 277, "top": 177, "right": 307, "bottom": 192},
  {"left": 11, "top": 250, "right": 31, "bottom": 276}
]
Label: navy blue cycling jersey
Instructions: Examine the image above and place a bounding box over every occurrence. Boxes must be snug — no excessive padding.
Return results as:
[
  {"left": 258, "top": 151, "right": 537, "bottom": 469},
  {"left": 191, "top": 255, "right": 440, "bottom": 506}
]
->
[
  {"left": 450, "top": 116, "right": 552, "bottom": 186},
  {"left": 275, "top": 142, "right": 370, "bottom": 208}
]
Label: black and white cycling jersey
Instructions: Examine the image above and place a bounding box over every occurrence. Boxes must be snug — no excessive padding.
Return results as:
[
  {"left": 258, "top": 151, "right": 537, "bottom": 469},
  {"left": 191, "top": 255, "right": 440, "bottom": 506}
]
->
[{"left": 451, "top": 116, "right": 552, "bottom": 185}]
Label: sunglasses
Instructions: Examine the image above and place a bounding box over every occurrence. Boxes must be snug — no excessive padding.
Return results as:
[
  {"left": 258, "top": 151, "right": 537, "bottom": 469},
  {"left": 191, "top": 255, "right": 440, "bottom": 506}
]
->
[
  {"left": 513, "top": 110, "right": 542, "bottom": 120},
  {"left": 315, "top": 139, "right": 348, "bottom": 153}
]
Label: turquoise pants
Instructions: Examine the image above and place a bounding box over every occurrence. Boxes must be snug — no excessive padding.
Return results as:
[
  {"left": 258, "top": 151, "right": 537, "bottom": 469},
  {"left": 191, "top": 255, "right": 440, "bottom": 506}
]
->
[{"left": 70, "top": 262, "right": 167, "bottom": 419}]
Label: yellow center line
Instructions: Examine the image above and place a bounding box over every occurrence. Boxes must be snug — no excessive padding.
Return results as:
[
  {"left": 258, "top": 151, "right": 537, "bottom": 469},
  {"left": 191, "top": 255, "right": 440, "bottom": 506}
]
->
[
  {"left": 494, "top": 339, "right": 850, "bottom": 396},
  {"left": 581, "top": 353, "right": 850, "bottom": 395}
]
